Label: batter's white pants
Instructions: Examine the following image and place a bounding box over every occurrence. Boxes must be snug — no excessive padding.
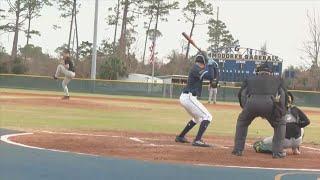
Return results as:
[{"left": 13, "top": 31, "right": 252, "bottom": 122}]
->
[
  {"left": 208, "top": 88, "right": 217, "bottom": 103},
  {"left": 263, "top": 128, "right": 304, "bottom": 149},
  {"left": 180, "top": 93, "right": 212, "bottom": 123},
  {"left": 55, "top": 64, "right": 75, "bottom": 96}
]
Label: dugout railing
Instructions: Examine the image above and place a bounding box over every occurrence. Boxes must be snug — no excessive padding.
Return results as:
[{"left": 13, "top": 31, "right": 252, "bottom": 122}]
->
[{"left": 1, "top": 74, "right": 320, "bottom": 107}]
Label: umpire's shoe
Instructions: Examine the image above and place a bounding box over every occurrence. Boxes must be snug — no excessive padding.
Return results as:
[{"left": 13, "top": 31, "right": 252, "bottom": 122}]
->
[
  {"left": 231, "top": 150, "right": 243, "bottom": 156},
  {"left": 272, "top": 152, "right": 286, "bottom": 159},
  {"left": 192, "top": 140, "right": 211, "bottom": 147},
  {"left": 175, "top": 136, "right": 190, "bottom": 143}
]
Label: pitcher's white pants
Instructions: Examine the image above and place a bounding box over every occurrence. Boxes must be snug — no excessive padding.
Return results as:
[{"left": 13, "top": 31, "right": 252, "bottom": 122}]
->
[
  {"left": 180, "top": 93, "right": 212, "bottom": 123},
  {"left": 55, "top": 64, "right": 75, "bottom": 96}
]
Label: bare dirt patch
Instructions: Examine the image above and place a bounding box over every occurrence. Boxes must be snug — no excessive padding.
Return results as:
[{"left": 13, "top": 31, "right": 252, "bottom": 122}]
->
[
  {"left": 1, "top": 96, "right": 151, "bottom": 111},
  {"left": 2, "top": 91, "right": 320, "bottom": 115},
  {"left": 11, "top": 131, "right": 320, "bottom": 169}
]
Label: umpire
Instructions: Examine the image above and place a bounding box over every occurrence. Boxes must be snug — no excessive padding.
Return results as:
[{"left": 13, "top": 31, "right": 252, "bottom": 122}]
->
[{"left": 232, "top": 61, "right": 287, "bottom": 158}]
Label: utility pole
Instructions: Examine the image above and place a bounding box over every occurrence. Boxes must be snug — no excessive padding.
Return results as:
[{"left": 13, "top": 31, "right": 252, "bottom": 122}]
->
[
  {"left": 215, "top": 6, "right": 219, "bottom": 52},
  {"left": 91, "top": 0, "right": 99, "bottom": 80},
  {"left": 151, "top": 1, "right": 160, "bottom": 83}
]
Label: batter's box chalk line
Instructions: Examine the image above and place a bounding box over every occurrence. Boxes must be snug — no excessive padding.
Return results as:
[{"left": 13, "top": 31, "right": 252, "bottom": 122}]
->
[{"left": 39, "top": 131, "right": 231, "bottom": 149}]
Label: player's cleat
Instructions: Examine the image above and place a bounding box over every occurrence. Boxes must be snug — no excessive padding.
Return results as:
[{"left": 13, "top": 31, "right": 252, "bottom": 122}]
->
[
  {"left": 53, "top": 75, "right": 58, "bottom": 80},
  {"left": 292, "top": 147, "right": 301, "bottom": 155},
  {"left": 192, "top": 140, "right": 211, "bottom": 147},
  {"left": 272, "top": 152, "right": 286, "bottom": 159},
  {"left": 231, "top": 150, "right": 243, "bottom": 156},
  {"left": 61, "top": 96, "right": 70, "bottom": 100},
  {"left": 175, "top": 136, "right": 190, "bottom": 143}
]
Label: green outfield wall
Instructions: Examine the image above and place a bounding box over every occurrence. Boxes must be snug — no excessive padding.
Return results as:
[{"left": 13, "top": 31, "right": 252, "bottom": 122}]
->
[{"left": 1, "top": 74, "right": 319, "bottom": 107}]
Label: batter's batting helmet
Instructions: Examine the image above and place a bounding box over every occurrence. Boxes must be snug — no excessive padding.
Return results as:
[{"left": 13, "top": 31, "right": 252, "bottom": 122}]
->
[{"left": 195, "top": 54, "right": 206, "bottom": 64}]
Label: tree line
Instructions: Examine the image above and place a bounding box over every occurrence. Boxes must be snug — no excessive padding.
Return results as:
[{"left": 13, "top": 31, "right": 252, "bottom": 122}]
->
[
  {"left": 0, "top": 0, "right": 238, "bottom": 79},
  {"left": 0, "top": 1, "right": 319, "bottom": 91}
]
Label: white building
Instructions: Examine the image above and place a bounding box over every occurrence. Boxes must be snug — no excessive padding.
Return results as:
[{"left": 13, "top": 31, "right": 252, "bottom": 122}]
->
[{"left": 119, "top": 73, "right": 164, "bottom": 84}]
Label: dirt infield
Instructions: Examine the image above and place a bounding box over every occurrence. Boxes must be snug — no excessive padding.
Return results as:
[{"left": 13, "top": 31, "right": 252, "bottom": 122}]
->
[
  {"left": 1, "top": 91, "right": 242, "bottom": 111},
  {"left": 2, "top": 91, "right": 320, "bottom": 115},
  {"left": 11, "top": 131, "right": 320, "bottom": 169}
]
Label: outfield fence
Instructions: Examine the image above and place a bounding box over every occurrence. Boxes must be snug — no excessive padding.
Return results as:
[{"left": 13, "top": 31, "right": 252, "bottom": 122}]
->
[{"left": 1, "top": 74, "right": 320, "bottom": 107}]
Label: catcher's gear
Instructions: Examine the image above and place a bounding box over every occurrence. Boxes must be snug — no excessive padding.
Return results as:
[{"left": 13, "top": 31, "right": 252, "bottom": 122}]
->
[
  {"left": 253, "top": 140, "right": 272, "bottom": 153},
  {"left": 192, "top": 139, "right": 212, "bottom": 147},
  {"left": 272, "top": 151, "right": 286, "bottom": 159}
]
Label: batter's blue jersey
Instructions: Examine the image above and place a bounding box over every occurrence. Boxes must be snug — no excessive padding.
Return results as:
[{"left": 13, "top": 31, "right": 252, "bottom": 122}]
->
[{"left": 183, "top": 64, "right": 216, "bottom": 97}]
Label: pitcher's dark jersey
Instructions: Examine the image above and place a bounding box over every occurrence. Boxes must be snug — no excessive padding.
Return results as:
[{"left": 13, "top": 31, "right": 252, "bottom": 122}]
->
[{"left": 64, "top": 57, "right": 75, "bottom": 72}]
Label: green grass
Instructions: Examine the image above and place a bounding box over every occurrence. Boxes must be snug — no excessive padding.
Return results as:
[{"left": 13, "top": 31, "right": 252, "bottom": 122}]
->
[{"left": 1, "top": 88, "right": 320, "bottom": 144}]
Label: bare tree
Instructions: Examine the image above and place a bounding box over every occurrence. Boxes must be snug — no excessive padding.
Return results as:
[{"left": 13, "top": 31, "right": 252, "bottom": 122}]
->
[
  {"left": 303, "top": 10, "right": 320, "bottom": 68},
  {"left": 118, "top": 0, "right": 130, "bottom": 60},
  {"left": 183, "top": 0, "right": 213, "bottom": 60},
  {"left": 25, "top": 0, "right": 51, "bottom": 46},
  {"left": 0, "top": 0, "right": 29, "bottom": 59},
  {"left": 55, "top": 0, "right": 80, "bottom": 60},
  {"left": 140, "top": 0, "right": 178, "bottom": 64}
]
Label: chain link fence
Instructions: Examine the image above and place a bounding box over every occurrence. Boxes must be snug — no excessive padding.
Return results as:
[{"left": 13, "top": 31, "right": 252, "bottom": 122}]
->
[{"left": 1, "top": 74, "right": 319, "bottom": 107}]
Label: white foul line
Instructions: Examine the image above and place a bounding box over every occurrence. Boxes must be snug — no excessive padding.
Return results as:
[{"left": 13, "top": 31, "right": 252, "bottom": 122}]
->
[
  {"left": 195, "top": 163, "right": 320, "bottom": 172},
  {"left": 0, "top": 133, "right": 99, "bottom": 157},
  {"left": 301, "top": 145, "right": 320, "bottom": 152},
  {"left": 41, "top": 130, "right": 120, "bottom": 138},
  {"left": 129, "top": 137, "right": 145, "bottom": 143},
  {"left": 274, "top": 172, "right": 320, "bottom": 180}
]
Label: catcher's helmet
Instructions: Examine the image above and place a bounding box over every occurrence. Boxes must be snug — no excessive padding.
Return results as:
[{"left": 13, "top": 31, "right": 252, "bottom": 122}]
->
[{"left": 287, "top": 91, "right": 294, "bottom": 104}]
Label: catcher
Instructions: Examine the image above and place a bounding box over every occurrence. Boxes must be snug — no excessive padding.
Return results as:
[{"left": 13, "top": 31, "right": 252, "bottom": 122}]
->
[{"left": 253, "top": 92, "right": 310, "bottom": 155}]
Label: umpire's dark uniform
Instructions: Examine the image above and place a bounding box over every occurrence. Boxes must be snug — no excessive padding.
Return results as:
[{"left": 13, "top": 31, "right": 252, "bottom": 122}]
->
[{"left": 232, "top": 62, "right": 287, "bottom": 158}]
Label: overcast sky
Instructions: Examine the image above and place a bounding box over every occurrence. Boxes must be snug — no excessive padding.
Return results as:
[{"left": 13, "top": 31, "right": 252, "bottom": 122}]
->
[{"left": 0, "top": 0, "right": 319, "bottom": 68}]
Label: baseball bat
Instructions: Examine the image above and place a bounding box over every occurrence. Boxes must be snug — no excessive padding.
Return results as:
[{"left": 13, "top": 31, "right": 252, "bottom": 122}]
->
[{"left": 182, "top": 32, "right": 202, "bottom": 52}]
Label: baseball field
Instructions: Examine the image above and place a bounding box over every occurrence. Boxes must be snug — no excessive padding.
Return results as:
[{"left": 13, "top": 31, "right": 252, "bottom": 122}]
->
[{"left": 1, "top": 88, "right": 320, "bottom": 171}]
